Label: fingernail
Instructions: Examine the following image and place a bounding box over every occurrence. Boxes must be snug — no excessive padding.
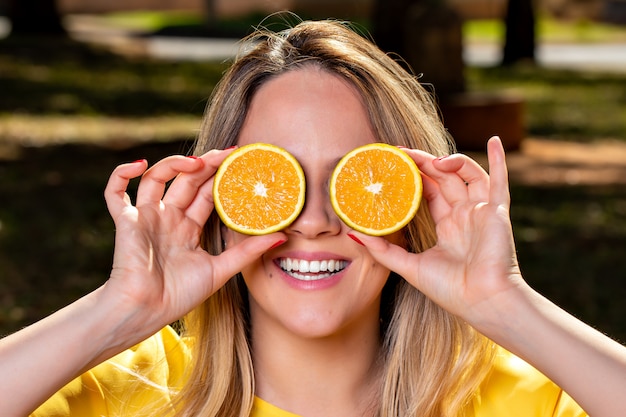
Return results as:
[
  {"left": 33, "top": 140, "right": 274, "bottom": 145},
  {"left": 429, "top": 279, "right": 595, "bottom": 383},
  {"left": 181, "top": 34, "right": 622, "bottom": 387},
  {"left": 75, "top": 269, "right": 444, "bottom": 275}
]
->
[
  {"left": 436, "top": 155, "right": 450, "bottom": 161},
  {"left": 269, "top": 239, "right": 286, "bottom": 250},
  {"left": 187, "top": 155, "right": 200, "bottom": 160},
  {"left": 347, "top": 233, "right": 365, "bottom": 246},
  {"left": 395, "top": 145, "right": 408, "bottom": 149},
  {"left": 132, "top": 159, "right": 146, "bottom": 164},
  {"left": 225, "top": 145, "right": 237, "bottom": 150}
]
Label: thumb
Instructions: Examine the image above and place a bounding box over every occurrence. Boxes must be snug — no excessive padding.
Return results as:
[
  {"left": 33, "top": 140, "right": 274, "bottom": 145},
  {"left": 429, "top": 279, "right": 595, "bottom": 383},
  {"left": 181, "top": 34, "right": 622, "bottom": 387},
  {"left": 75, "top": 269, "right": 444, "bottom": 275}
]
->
[
  {"left": 348, "top": 232, "right": 421, "bottom": 286},
  {"left": 211, "top": 234, "right": 286, "bottom": 285}
]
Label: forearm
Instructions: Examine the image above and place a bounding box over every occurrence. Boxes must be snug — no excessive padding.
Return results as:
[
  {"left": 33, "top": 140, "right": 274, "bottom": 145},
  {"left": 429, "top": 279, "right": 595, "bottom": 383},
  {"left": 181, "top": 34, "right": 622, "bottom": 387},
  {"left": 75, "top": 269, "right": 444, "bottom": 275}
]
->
[
  {"left": 0, "top": 284, "right": 145, "bottom": 416},
  {"left": 477, "top": 284, "right": 626, "bottom": 417}
]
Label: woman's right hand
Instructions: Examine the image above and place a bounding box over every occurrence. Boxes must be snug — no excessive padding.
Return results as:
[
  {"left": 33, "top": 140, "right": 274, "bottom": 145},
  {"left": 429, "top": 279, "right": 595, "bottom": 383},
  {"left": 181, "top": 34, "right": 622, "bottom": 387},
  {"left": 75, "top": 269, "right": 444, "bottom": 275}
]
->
[
  {"left": 0, "top": 148, "right": 284, "bottom": 416},
  {"left": 102, "top": 148, "right": 286, "bottom": 344}
]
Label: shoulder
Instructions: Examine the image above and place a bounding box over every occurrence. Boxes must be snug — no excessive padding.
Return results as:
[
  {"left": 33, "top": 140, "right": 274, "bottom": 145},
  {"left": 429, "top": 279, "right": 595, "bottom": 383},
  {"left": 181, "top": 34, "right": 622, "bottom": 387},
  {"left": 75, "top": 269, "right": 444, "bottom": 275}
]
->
[
  {"left": 469, "top": 347, "right": 587, "bottom": 417},
  {"left": 31, "top": 326, "right": 191, "bottom": 417}
]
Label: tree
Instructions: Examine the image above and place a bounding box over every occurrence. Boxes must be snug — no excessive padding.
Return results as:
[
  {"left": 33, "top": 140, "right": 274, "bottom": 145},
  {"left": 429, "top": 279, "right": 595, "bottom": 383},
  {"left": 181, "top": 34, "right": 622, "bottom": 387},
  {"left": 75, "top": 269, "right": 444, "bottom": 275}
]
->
[
  {"left": 370, "top": 0, "right": 465, "bottom": 97},
  {"left": 6, "top": 0, "right": 67, "bottom": 37},
  {"left": 501, "top": 0, "right": 536, "bottom": 65}
]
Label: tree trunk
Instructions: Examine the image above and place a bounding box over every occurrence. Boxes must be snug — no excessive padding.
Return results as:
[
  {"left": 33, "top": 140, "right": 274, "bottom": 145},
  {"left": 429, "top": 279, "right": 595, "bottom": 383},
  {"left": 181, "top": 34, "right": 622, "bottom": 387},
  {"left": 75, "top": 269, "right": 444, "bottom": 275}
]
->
[
  {"left": 370, "top": 0, "right": 412, "bottom": 57},
  {"left": 6, "top": 0, "right": 67, "bottom": 36},
  {"left": 502, "top": 0, "right": 536, "bottom": 65},
  {"left": 205, "top": 0, "right": 217, "bottom": 30},
  {"left": 371, "top": 0, "right": 465, "bottom": 97}
]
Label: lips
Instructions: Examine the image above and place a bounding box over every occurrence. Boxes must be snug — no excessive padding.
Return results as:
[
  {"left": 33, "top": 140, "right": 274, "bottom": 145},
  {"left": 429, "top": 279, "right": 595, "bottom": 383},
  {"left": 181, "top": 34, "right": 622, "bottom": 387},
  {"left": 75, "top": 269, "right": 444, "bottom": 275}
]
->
[{"left": 277, "top": 257, "right": 348, "bottom": 281}]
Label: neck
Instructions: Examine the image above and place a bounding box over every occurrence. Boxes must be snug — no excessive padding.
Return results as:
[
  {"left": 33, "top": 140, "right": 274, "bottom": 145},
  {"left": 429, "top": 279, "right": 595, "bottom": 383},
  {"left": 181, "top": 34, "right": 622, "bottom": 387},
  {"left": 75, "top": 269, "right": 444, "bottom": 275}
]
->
[{"left": 250, "top": 310, "right": 383, "bottom": 417}]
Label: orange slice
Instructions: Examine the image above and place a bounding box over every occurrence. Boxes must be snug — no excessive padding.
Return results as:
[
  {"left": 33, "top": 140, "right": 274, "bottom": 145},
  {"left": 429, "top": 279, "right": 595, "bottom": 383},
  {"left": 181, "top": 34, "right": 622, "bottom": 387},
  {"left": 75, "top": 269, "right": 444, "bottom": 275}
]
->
[
  {"left": 330, "top": 143, "right": 422, "bottom": 236},
  {"left": 213, "top": 143, "right": 306, "bottom": 235}
]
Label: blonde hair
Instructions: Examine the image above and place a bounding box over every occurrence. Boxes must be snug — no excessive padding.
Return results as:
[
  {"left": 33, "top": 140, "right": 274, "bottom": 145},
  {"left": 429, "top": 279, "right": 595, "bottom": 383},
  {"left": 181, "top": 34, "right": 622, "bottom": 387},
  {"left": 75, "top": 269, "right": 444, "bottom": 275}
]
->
[{"left": 175, "top": 19, "right": 495, "bottom": 417}]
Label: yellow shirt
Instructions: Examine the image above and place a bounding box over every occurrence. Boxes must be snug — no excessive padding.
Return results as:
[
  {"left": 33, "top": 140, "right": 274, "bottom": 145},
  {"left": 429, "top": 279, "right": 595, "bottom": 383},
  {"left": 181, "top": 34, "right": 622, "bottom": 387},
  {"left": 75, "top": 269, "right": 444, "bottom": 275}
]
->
[{"left": 32, "top": 327, "right": 586, "bottom": 417}]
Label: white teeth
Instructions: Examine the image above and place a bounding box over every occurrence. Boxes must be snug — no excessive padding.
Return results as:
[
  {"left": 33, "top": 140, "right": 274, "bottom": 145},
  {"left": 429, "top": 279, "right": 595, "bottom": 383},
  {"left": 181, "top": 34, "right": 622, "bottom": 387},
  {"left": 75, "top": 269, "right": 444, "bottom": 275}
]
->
[{"left": 279, "top": 257, "right": 347, "bottom": 280}]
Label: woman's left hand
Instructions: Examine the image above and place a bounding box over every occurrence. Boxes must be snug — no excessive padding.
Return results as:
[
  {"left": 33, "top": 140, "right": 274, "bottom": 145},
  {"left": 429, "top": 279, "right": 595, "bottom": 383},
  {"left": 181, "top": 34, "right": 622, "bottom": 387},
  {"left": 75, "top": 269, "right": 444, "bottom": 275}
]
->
[{"left": 352, "top": 137, "right": 525, "bottom": 328}]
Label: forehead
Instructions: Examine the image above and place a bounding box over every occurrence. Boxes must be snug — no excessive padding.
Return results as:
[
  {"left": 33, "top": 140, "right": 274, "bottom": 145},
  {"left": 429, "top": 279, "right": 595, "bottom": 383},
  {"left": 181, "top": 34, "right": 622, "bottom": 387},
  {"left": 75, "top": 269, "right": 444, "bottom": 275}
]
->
[{"left": 237, "top": 67, "right": 377, "bottom": 163}]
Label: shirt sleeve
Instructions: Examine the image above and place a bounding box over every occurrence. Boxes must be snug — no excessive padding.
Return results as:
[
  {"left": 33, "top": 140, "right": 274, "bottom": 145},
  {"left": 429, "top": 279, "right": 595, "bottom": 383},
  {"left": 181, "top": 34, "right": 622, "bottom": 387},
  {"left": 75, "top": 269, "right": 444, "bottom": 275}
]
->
[
  {"left": 470, "top": 348, "right": 587, "bottom": 417},
  {"left": 30, "top": 326, "right": 189, "bottom": 417}
]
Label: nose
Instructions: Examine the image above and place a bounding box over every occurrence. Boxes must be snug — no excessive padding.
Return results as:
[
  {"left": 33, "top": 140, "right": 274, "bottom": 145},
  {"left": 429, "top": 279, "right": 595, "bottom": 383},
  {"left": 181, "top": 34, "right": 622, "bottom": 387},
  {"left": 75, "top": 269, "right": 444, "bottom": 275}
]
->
[{"left": 286, "top": 181, "right": 342, "bottom": 238}]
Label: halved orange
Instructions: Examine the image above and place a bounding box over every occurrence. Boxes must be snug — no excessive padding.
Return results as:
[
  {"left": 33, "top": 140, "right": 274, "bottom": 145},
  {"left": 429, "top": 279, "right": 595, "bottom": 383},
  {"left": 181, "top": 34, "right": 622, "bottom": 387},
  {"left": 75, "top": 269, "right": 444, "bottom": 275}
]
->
[
  {"left": 330, "top": 143, "right": 422, "bottom": 236},
  {"left": 213, "top": 143, "right": 306, "bottom": 235}
]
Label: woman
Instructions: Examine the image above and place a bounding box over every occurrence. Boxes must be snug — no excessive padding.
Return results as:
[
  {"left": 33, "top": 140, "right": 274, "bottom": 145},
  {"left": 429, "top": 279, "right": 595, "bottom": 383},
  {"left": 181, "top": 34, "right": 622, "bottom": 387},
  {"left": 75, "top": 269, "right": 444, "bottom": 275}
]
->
[{"left": 2, "top": 20, "right": 625, "bottom": 417}]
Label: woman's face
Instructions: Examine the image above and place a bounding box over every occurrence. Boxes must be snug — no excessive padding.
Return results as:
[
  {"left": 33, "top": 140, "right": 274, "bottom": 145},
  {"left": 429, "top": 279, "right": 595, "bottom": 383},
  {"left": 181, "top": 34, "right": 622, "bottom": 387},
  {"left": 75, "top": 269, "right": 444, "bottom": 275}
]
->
[{"left": 224, "top": 66, "right": 403, "bottom": 340}]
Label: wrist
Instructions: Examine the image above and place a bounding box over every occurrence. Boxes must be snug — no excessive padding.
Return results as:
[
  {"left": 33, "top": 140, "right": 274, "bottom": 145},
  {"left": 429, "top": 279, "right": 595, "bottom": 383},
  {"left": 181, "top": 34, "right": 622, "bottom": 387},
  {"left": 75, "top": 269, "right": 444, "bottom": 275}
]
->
[
  {"left": 466, "top": 281, "right": 541, "bottom": 350},
  {"left": 85, "top": 283, "right": 165, "bottom": 363}
]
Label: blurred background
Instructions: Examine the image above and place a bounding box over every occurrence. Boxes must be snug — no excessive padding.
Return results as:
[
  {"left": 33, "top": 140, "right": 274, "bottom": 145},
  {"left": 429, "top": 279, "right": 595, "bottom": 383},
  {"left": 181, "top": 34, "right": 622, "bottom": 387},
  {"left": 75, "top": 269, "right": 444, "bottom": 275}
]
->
[{"left": 0, "top": 0, "right": 625, "bottom": 342}]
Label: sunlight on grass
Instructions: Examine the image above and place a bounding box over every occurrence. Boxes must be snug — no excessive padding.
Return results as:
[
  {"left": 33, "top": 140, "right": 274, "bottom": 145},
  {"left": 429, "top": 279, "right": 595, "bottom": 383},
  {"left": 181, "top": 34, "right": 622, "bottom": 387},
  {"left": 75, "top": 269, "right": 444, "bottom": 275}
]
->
[
  {"left": 103, "top": 10, "right": 205, "bottom": 31},
  {"left": 464, "top": 16, "right": 626, "bottom": 43},
  {"left": 463, "top": 19, "right": 505, "bottom": 42},
  {"left": 0, "top": 115, "right": 201, "bottom": 147},
  {"left": 538, "top": 18, "right": 626, "bottom": 43}
]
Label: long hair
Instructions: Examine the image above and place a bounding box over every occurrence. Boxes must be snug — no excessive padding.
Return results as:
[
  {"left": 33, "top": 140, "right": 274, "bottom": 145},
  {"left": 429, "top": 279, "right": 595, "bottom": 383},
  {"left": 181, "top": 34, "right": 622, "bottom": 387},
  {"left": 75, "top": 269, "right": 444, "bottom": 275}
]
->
[{"left": 175, "top": 19, "right": 495, "bottom": 417}]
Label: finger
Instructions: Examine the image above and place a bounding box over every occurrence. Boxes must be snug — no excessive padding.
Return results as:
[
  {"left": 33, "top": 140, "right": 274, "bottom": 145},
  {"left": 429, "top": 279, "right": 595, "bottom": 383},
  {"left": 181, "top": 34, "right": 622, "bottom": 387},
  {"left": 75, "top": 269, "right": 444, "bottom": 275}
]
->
[
  {"left": 432, "top": 154, "right": 490, "bottom": 203},
  {"left": 135, "top": 156, "right": 204, "bottom": 206},
  {"left": 167, "top": 148, "right": 237, "bottom": 224},
  {"left": 419, "top": 173, "right": 452, "bottom": 224},
  {"left": 104, "top": 159, "right": 147, "bottom": 219},
  {"left": 487, "top": 137, "right": 511, "bottom": 207},
  {"left": 164, "top": 148, "right": 233, "bottom": 206},
  {"left": 346, "top": 231, "right": 422, "bottom": 286},
  {"left": 404, "top": 149, "right": 472, "bottom": 206},
  {"left": 211, "top": 234, "right": 287, "bottom": 285},
  {"left": 184, "top": 176, "right": 216, "bottom": 227}
]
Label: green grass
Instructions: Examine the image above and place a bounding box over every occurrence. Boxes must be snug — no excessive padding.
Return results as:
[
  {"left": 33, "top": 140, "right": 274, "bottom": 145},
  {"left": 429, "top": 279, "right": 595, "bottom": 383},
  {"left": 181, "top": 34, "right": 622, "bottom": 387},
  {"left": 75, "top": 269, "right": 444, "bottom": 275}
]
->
[
  {"left": 99, "top": 10, "right": 331, "bottom": 38},
  {"left": 467, "top": 66, "right": 626, "bottom": 141},
  {"left": 103, "top": 10, "right": 205, "bottom": 32},
  {"left": 511, "top": 185, "right": 626, "bottom": 342},
  {"left": 465, "top": 16, "right": 626, "bottom": 43},
  {"left": 97, "top": 11, "right": 626, "bottom": 43}
]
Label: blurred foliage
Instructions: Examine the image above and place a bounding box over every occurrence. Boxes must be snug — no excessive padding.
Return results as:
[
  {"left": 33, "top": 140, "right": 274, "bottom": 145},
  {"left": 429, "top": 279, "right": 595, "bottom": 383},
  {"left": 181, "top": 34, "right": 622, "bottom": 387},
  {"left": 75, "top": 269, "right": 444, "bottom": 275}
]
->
[{"left": 467, "top": 66, "right": 626, "bottom": 141}]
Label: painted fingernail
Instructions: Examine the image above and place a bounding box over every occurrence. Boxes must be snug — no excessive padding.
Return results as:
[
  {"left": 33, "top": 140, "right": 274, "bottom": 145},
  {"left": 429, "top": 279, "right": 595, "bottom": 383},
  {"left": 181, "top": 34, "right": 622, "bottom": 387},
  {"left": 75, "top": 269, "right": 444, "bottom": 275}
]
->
[
  {"left": 347, "top": 233, "right": 365, "bottom": 246},
  {"left": 269, "top": 239, "right": 287, "bottom": 250},
  {"left": 132, "top": 159, "right": 146, "bottom": 164},
  {"left": 436, "top": 155, "right": 450, "bottom": 161},
  {"left": 225, "top": 145, "right": 237, "bottom": 150},
  {"left": 395, "top": 145, "right": 408, "bottom": 149},
  {"left": 187, "top": 155, "right": 200, "bottom": 160}
]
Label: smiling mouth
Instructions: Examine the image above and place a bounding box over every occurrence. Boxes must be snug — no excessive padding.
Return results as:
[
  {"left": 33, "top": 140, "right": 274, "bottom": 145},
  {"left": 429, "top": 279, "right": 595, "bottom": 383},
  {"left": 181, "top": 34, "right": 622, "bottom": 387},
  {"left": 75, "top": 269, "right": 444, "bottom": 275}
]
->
[{"left": 277, "top": 258, "right": 348, "bottom": 281}]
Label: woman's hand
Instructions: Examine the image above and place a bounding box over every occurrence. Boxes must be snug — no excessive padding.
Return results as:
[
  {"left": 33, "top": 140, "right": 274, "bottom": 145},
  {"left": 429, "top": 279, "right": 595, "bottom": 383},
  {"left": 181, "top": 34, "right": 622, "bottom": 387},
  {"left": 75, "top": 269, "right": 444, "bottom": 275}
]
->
[
  {"left": 0, "top": 148, "right": 284, "bottom": 415},
  {"left": 351, "top": 137, "right": 525, "bottom": 327},
  {"left": 103, "top": 149, "right": 285, "bottom": 341},
  {"left": 352, "top": 137, "right": 626, "bottom": 416}
]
